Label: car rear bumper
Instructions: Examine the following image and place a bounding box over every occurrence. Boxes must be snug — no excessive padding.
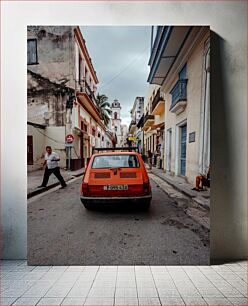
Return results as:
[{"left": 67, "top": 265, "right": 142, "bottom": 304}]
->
[{"left": 80, "top": 194, "right": 152, "bottom": 206}]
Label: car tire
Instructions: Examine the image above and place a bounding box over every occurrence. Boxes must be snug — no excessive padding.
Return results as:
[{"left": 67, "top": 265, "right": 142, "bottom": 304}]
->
[
  {"left": 142, "top": 201, "right": 151, "bottom": 211},
  {"left": 83, "top": 203, "right": 94, "bottom": 210}
]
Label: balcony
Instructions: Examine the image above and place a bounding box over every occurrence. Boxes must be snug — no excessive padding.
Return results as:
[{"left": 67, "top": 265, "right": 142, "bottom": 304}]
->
[
  {"left": 137, "top": 114, "right": 144, "bottom": 129},
  {"left": 151, "top": 89, "right": 165, "bottom": 115},
  {"left": 77, "top": 81, "right": 97, "bottom": 105},
  {"left": 169, "top": 79, "right": 188, "bottom": 115},
  {"left": 142, "top": 113, "right": 155, "bottom": 131},
  {"left": 147, "top": 26, "right": 192, "bottom": 85}
]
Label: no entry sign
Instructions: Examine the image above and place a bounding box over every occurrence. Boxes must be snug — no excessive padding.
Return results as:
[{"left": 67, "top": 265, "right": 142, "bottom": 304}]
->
[{"left": 65, "top": 134, "right": 74, "bottom": 143}]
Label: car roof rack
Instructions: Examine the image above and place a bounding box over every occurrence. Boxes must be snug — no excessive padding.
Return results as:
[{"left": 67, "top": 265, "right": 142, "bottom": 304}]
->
[{"left": 93, "top": 147, "right": 139, "bottom": 152}]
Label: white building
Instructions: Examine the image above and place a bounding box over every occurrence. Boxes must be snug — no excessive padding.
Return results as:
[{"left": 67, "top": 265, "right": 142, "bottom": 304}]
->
[
  {"left": 120, "top": 124, "right": 128, "bottom": 147},
  {"left": 111, "top": 99, "right": 122, "bottom": 146}
]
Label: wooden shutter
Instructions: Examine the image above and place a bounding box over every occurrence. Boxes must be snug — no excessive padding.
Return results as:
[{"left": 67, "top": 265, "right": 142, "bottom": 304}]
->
[{"left": 27, "top": 39, "right": 37, "bottom": 64}]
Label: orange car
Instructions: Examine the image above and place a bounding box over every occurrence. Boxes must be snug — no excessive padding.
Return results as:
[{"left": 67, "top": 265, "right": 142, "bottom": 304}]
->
[{"left": 80, "top": 148, "right": 152, "bottom": 210}]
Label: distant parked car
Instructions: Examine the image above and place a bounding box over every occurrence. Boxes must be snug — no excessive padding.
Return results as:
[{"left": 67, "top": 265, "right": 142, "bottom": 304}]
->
[{"left": 80, "top": 148, "right": 152, "bottom": 210}]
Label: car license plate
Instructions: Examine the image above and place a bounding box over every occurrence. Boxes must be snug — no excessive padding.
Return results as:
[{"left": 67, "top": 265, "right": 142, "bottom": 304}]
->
[{"left": 103, "top": 185, "right": 128, "bottom": 191}]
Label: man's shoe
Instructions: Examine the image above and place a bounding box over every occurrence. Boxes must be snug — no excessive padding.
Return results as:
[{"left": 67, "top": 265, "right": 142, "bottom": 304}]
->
[{"left": 59, "top": 184, "right": 67, "bottom": 189}]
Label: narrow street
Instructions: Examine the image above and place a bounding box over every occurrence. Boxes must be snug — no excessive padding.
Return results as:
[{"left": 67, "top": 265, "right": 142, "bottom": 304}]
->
[{"left": 28, "top": 175, "right": 209, "bottom": 266}]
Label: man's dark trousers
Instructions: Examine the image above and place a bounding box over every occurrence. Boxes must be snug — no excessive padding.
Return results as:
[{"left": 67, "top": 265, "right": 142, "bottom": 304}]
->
[{"left": 41, "top": 166, "right": 67, "bottom": 187}]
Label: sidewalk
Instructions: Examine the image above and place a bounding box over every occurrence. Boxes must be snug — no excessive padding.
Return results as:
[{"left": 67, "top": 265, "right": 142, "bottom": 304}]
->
[
  {"left": 149, "top": 166, "right": 210, "bottom": 210},
  {"left": 27, "top": 168, "right": 85, "bottom": 199}
]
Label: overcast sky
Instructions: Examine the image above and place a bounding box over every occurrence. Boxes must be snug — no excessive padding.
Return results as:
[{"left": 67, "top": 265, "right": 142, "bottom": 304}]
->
[{"left": 80, "top": 26, "right": 151, "bottom": 126}]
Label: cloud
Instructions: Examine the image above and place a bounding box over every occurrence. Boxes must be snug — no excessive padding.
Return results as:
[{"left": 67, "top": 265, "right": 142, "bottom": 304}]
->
[{"left": 80, "top": 26, "right": 151, "bottom": 126}]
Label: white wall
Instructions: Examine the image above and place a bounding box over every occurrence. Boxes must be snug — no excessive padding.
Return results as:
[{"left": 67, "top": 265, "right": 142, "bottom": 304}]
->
[{"left": 1, "top": 1, "right": 246, "bottom": 260}]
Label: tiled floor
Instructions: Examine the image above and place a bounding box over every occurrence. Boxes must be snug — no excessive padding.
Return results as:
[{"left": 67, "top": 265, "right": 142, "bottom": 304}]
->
[{"left": 1, "top": 261, "right": 247, "bottom": 305}]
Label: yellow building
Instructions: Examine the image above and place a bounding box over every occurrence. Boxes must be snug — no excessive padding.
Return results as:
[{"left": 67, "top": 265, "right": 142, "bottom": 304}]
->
[
  {"left": 143, "top": 84, "right": 165, "bottom": 168},
  {"left": 148, "top": 26, "right": 210, "bottom": 184}
]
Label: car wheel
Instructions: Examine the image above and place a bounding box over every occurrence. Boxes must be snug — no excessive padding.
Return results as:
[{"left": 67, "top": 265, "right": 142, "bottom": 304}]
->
[
  {"left": 142, "top": 201, "right": 151, "bottom": 211},
  {"left": 83, "top": 203, "right": 94, "bottom": 210}
]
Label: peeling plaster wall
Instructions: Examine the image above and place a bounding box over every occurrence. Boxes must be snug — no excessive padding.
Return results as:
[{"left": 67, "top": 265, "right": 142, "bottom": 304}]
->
[
  {"left": 27, "top": 26, "right": 75, "bottom": 88},
  {"left": 27, "top": 26, "right": 76, "bottom": 128}
]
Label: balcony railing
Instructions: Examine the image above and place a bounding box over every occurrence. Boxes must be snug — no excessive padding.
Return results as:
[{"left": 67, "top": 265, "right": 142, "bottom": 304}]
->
[
  {"left": 77, "top": 81, "right": 97, "bottom": 105},
  {"left": 144, "top": 113, "right": 155, "bottom": 125},
  {"left": 152, "top": 89, "right": 165, "bottom": 112},
  {"left": 170, "top": 79, "right": 188, "bottom": 109}
]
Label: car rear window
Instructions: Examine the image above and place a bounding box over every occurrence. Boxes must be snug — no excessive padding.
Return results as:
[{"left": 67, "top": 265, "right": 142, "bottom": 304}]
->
[{"left": 92, "top": 154, "right": 140, "bottom": 169}]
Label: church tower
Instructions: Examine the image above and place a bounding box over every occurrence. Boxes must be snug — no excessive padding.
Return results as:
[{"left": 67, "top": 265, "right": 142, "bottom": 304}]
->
[{"left": 111, "top": 99, "right": 122, "bottom": 146}]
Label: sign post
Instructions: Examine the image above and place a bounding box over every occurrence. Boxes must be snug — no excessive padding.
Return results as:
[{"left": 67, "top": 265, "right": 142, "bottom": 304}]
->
[{"left": 65, "top": 134, "right": 74, "bottom": 171}]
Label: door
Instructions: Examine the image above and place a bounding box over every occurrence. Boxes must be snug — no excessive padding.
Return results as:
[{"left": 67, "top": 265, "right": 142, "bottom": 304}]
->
[
  {"left": 166, "top": 129, "right": 172, "bottom": 172},
  {"left": 180, "top": 124, "right": 187, "bottom": 176},
  {"left": 27, "top": 135, "right": 33, "bottom": 165}
]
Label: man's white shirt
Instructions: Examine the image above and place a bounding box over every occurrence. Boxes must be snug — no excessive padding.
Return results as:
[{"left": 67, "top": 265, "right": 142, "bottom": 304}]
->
[{"left": 45, "top": 152, "right": 60, "bottom": 169}]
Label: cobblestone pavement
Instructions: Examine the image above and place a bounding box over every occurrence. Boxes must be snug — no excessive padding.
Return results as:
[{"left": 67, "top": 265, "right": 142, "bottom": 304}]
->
[{"left": 149, "top": 173, "right": 210, "bottom": 230}]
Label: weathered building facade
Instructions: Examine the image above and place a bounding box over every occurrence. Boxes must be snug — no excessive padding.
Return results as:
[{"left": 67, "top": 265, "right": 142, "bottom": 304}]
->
[
  {"left": 129, "top": 97, "right": 145, "bottom": 152},
  {"left": 27, "top": 26, "right": 110, "bottom": 171},
  {"left": 148, "top": 26, "right": 210, "bottom": 184}
]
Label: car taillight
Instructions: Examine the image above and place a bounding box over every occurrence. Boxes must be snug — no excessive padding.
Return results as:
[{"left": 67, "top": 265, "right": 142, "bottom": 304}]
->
[
  {"left": 143, "top": 182, "right": 150, "bottom": 194},
  {"left": 81, "top": 182, "right": 89, "bottom": 196}
]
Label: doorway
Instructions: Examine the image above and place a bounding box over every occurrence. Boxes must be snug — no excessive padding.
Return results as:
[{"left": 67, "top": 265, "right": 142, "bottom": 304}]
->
[
  {"left": 27, "top": 135, "right": 33, "bottom": 165},
  {"left": 179, "top": 124, "right": 187, "bottom": 176},
  {"left": 166, "top": 129, "right": 172, "bottom": 172}
]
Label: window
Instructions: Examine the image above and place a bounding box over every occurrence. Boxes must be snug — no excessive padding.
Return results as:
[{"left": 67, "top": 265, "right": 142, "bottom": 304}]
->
[
  {"left": 92, "top": 128, "right": 95, "bottom": 136},
  {"left": 115, "top": 126, "right": 117, "bottom": 132},
  {"left": 114, "top": 112, "right": 118, "bottom": 119},
  {"left": 81, "top": 122, "right": 88, "bottom": 133},
  {"left": 27, "top": 39, "right": 38, "bottom": 65},
  {"left": 79, "top": 55, "right": 82, "bottom": 81},
  {"left": 169, "top": 63, "right": 188, "bottom": 110},
  {"left": 92, "top": 154, "right": 140, "bottom": 169},
  {"left": 179, "top": 64, "right": 187, "bottom": 80}
]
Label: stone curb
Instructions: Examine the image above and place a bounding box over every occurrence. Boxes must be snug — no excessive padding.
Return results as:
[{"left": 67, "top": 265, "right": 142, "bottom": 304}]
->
[
  {"left": 151, "top": 170, "right": 210, "bottom": 211},
  {"left": 27, "top": 171, "right": 84, "bottom": 199}
]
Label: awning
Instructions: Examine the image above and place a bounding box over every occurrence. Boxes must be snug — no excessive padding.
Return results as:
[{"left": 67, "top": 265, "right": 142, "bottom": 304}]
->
[
  {"left": 151, "top": 122, "right": 165, "bottom": 130},
  {"left": 147, "top": 26, "right": 192, "bottom": 85}
]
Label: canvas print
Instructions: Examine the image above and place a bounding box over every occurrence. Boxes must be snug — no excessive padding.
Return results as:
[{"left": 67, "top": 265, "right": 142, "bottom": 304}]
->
[{"left": 27, "top": 26, "right": 210, "bottom": 265}]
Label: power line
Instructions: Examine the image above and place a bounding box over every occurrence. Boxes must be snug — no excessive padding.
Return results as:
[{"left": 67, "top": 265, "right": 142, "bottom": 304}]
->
[
  {"left": 34, "top": 126, "right": 80, "bottom": 157},
  {"left": 34, "top": 126, "right": 65, "bottom": 145},
  {"left": 99, "top": 45, "right": 150, "bottom": 91}
]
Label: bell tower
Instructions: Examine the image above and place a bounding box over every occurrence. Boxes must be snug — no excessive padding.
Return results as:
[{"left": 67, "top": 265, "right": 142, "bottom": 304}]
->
[{"left": 111, "top": 99, "right": 122, "bottom": 146}]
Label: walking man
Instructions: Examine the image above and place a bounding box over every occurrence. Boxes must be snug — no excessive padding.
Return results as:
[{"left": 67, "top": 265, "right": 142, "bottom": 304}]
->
[{"left": 38, "top": 146, "right": 67, "bottom": 189}]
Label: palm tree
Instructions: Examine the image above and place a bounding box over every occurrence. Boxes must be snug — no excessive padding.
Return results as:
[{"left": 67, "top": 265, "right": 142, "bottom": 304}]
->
[{"left": 96, "top": 93, "right": 111, "bottom": 126}]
